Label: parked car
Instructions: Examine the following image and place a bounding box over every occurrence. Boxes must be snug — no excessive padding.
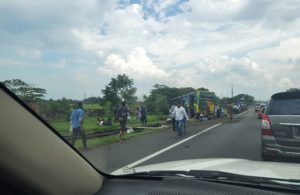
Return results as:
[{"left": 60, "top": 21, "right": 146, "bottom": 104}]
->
[
  {"left": 232, "top": 104, "right": 241, "bottom": 114},
  {"left": 257, "top": 106, "right": 265, "bottom": 119},
  {"left": 240, "top": 103, "right": 247, "bottom": 111},
  {"left": 237, "top": 103, "right": 243, "bottom": 112},
  {"left": 255, "top": 103, "right": 260, "bottom": 112},
  {"left": 261, "top": 91, "right": 300, "bottom": 161}
]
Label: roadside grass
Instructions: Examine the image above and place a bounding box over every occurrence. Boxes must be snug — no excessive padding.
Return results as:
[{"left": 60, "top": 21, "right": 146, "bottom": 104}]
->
[
  {"left": 74, "top": 127, "right": 169, "bottom": 150},
  {"left": 50, "top": 114, "right": 169, "bottom": 136},
  {"left": 83, "top": 103, "right": 101, "bottom": 110},
  {"left": 73, "top": 115, "right": 227, "bottom": 150}
]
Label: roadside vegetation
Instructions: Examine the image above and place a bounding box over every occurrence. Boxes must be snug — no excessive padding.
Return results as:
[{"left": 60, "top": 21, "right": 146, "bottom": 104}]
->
[
  {"left": 50, "top": 111, "right": 168, "bottom": 136},
  {"left": 1, "top": 76, "right": 258, "bottom": 148}
]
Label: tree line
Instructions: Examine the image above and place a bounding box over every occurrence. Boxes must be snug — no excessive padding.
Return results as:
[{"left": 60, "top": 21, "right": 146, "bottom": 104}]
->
[{"left": 1, "top": 75, "right": 259, "bottom": 121}]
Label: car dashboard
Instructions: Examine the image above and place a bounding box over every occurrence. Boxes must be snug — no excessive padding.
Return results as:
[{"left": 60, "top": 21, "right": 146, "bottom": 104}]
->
[{"left": 97, "top": 176, "right": 297, "bottom": 195}]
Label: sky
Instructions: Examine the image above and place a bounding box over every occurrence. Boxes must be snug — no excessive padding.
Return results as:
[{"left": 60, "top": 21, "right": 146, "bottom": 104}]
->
[{"left": 1, "top": 0, "right": 300, "bottom": 100}]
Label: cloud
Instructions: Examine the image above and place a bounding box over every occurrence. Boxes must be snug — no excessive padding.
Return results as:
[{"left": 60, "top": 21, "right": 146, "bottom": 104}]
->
[
  {"left": 98, "top": 47, "right": 169, "bottom": 80},
  {"left": 52, "top": 59, "right": 67, "bottom": 69},
  {"left": 248, "top": 37, "right": 300, "bottom": 64},
  {"left": 18, "top": 49, "right": 42, "bottom": 60},
  {"left": 278, "top": 78, "right": 292, "bottom": 88},
  {"left": 1, "top": 0, "right": 300, "bottom": 100}
]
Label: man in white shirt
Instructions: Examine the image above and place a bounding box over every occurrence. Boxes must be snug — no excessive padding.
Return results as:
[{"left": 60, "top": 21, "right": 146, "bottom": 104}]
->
[{"left": 172, "top": 102, "right": 189, "bottom": 137}]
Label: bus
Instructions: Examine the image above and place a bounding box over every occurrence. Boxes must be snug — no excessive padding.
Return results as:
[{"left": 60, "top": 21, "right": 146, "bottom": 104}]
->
[{"left": 171, "top": 90, "right": 217, "bottom": 118}]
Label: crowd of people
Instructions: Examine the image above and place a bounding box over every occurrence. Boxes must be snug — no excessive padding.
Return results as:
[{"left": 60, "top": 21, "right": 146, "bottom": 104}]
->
[
  {"left": 114, "top": 102, "right": 148, "bottom": 142},
  {"left": 70, "top": 99, "right": 235, "bottom": 147}
]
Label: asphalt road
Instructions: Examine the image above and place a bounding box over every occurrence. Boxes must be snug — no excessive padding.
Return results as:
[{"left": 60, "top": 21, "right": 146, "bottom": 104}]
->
[{"left": 82, "top": 108, "right": 262, "bottom": 173}]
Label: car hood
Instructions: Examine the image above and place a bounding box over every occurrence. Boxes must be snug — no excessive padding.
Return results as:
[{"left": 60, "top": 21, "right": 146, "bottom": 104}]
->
[{"left": 113, "top": 158, "right": 300, "bottom": 180}]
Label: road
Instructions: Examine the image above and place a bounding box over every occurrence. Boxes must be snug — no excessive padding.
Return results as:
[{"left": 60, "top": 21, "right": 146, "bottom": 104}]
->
[{"left": 82, "top": 108, "right": 262, "bottom": 173}]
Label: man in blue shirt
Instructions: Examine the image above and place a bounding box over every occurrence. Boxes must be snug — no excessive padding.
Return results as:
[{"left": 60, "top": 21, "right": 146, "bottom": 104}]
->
[{"left": 70, "top": 101, "right": 87, "bottom": 148}]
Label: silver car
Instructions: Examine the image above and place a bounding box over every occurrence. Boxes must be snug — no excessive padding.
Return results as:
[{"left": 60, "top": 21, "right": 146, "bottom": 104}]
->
[{"left": 261, "top": 92, "right": 300, "bottom": 161}]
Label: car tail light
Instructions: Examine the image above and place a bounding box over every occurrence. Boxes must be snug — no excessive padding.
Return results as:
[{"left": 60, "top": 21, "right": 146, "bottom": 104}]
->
[{"left": 262, "top": 114, "right": 273, "bottom": 136}]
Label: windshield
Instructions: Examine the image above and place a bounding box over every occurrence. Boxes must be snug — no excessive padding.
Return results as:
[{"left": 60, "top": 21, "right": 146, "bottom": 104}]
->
[
  {"left": 268, "top": 99, "right": 300, "bottom": 115},
  {"left": 1, "top": 0, "right": 300, "bottom": 180}
]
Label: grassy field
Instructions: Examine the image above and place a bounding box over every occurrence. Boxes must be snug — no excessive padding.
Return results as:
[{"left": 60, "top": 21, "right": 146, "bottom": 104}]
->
[
  {"left": 50, "top": 113, "right": 169, "bottom": 136},
  {"left": 83, "top": 103, "right": 101, "bottom": 110}
]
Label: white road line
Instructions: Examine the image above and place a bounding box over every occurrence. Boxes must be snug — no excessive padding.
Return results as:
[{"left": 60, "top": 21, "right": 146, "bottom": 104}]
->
[{"left": 111, "top": 123, "right": 222, "bottom": 174}]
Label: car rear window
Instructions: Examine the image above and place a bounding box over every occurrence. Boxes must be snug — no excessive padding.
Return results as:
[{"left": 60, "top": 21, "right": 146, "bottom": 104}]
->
[{"left": 268, "top": 99, "right": 300, "bottom": 115}]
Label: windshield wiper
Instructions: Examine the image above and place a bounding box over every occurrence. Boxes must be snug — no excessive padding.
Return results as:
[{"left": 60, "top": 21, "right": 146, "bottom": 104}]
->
[
  {"left": 190, "top": 170, "right": 300, "bottom": 191},
  {"left": 125, "top": 170, "right": 300, "bottom": 191}
]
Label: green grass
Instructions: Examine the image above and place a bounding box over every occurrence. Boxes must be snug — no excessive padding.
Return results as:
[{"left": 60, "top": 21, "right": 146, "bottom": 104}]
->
[
  {"left": 50, "top": 114, "right": 169, "bottom": 136},
  {"left": 83, "top": 103, "right": 101, "bottom": 110},
  {"left": 74, "top": 127, "right": 168, "bottom": 149},
  {"left": 50, "top": 116, "right": 119, "bottom": 135}
]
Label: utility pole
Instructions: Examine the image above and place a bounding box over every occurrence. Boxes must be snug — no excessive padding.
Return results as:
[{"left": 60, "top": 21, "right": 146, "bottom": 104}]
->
[{"left": 231, "top": 83, "right": 233, "bottom": 98}]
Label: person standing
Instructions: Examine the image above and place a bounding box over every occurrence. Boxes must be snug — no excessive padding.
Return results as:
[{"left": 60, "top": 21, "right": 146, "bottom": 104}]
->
[
  {"left": 169, "top": 102, "right": 176, "bottom": 131},
  {"left": 206, "top": 104, "right": 210, "bottom": 118},
  {"left": 172, "top": 102, "right": 189, "bottom": 137},
  {"left": 226, "top": 100, "right": 234, "bottom": 121},
  {"left": 114, "top": 108, "right": 118, "bottom": 122},
  {"left": 182, "top": 104, "right": 188, "bottom": 134},
  {"left": 70, "top": 101, "right": 87, "bottom": 148},
  {"left": 216, "top": 105, "right": 221, "bottom": 118},
  {"left": 140, "top": 106, "right": 147, "bottom": 126},
  {"left": 214, "top": 105, "right": 218, "bottom": 118},
  {"left": 117, "top": 101, "right": 129, "bottom": 142},
  {"left": 136, "top": 107, "right": 141, "bottom": 120}
]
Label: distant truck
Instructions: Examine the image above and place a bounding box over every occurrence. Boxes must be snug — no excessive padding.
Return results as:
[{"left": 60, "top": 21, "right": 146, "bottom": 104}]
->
[{"left": 171, "top": 90, "right": 217, "bottom": 119}]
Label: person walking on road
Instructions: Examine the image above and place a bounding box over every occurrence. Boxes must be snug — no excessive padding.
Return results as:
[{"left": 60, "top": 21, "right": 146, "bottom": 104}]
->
[
  {"left": 70, "top": 101, "right": 87, "bottom": 148},
  {"left": 172, "top": 102, "right": 189, "bottom": 137},
  {"left": 216, "top": 105, "right": 221, "bottom": 118},
  {"left": 117, "top": 101, "right": 129, "bottom": 142},
  {"left": 226, "top": 100, "right": 234, "bottom": 122},
  {"left": 169, "top": 102, "right": 176, "bottom": 131},
  {"left": 182, "top": 104, "right": 189, "bottom": 134}
]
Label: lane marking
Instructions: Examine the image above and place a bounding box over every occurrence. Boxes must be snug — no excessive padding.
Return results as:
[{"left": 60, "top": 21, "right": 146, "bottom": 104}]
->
[{"left": 112, "top": 123, "right": 222, "bottom": 174}]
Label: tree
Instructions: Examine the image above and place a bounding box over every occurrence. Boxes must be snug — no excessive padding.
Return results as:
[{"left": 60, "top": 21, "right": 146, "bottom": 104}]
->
[
  {"left": 101, "top": 74, "right": 137, "bottom": 110},
  {"left": 197, "top": 87, "right": 209, "bottom": 91},
  {"left": 230, "top": 94, "right": 255, "bottom": 105},
  {"left": 83, "top": 96, "right": 102, "bottom": 104},
  {"left": 38, "top": 98, "right": 72, "bottom": 121},
  {"left": 144, "top": 84, "right": 200, "bottom": 114},
  {"left": 287, "top": 88, "right": 300, "bottom": 92},
  {"left": 2, "top": 79, "right": 46, "bottom": 101},
  {"left": 154, "top": 94, "right": 169, "bottom": 114},
  {"left": 102, "top": 101, "right": 112, "bottom": 117},
  {"left": 149, "top": 84, "right": 195, "bottom": 105}
]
